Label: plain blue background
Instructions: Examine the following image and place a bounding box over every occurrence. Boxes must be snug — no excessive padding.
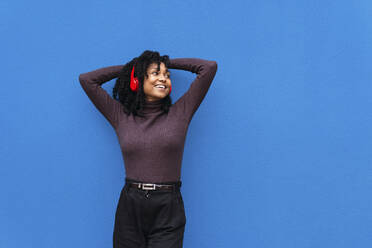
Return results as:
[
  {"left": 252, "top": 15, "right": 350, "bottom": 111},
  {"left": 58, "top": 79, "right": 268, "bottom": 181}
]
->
[{"left": 1, "top": 0, "right": 371, "bottom": 247}]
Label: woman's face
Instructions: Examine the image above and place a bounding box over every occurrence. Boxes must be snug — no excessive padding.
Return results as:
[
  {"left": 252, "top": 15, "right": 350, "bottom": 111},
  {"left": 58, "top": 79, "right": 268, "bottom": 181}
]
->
[{"left": 143, "top": 62, "right": 171, "bottom": 102}]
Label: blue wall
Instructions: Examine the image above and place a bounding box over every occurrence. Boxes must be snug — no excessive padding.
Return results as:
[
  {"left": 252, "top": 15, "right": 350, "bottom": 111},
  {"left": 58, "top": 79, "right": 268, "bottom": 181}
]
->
[{"left": 1, "top": 0, "right": 371, "bottom": 247}]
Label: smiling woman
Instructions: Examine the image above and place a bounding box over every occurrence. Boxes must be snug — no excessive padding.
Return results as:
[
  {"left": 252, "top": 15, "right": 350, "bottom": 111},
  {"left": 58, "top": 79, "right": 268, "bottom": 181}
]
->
[
  {"left": 111, "top": 50, "right": 174, "bottom": 117},
  {"left": 78, "top": 49, "right": 218, "bottom": 248},
  {"left": 143, "top": 62, "right": 172, "bottom": 102}
]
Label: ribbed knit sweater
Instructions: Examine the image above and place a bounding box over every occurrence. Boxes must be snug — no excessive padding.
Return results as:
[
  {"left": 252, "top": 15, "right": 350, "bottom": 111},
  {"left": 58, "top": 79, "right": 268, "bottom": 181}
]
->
[{"left": 78, "top": 58, "right": 218, "bottom": 183}]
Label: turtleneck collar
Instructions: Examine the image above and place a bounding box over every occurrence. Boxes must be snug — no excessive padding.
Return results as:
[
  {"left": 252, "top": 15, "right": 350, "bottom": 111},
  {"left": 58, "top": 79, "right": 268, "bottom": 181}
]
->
[{"left": 141, "top": 98, "right": 164, "bottom": 114}]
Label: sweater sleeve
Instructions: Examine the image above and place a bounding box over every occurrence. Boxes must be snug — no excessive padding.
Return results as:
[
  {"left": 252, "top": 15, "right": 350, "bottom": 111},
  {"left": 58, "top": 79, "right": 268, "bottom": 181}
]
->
[
  {"left": 168, "top": 58, "right": 218, "bottom": 123},
  {"left": 78, "top": 65, "right": 124, "bottom": 129}
]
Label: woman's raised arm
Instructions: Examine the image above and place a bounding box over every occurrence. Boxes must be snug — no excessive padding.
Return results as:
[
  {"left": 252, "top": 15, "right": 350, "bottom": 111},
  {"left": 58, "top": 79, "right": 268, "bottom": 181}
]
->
[
  {"left": 168, "top": 58, "right": 218, "bottom": 123},
  {"left": 78, "top": 65, "right": 124, "bottom": 129}
]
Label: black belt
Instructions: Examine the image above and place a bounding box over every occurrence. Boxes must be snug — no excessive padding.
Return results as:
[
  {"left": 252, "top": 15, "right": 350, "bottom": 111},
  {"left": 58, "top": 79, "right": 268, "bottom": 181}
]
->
[{"left": 127, "top": 182, "right": 179, "bottom": 191}]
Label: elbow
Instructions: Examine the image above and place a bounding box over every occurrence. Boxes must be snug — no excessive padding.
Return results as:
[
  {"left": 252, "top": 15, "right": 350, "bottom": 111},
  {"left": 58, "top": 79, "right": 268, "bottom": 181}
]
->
[
  {"left": 78, "top": 74, "right": 91, "bottom": 90},
  {"left": 78, "top": 74, "right": 86, "bottom": 83},
  {"left": 79, "top": 74, "right": 90, "bottom": 87},
  {"left": 208, "top": 60, "right": 218, "bottom": 73}
]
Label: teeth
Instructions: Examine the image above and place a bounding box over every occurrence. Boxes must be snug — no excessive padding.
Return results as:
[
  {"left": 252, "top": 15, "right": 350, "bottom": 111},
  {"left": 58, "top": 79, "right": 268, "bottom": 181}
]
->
[{"left": 155, "top": 85, "right": 165, "bottom": 89}]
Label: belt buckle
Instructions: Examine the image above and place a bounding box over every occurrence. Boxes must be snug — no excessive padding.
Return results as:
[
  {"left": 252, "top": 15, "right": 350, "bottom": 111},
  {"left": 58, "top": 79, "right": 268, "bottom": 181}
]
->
[{"left": 141, "top": 183, "right": 156, "bottom": 190}]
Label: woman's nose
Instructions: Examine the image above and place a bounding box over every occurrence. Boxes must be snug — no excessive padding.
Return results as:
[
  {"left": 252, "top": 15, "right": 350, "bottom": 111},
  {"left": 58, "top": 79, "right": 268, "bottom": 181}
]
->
[{"left": 158, "top": 74, "right": 166, "bottom": 81}]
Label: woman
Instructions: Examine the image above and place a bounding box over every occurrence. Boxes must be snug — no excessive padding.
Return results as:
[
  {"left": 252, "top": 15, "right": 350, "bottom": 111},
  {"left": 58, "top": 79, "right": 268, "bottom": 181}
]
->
[{"left": 78, "top": 50, "right": 218, "bottom": 248}]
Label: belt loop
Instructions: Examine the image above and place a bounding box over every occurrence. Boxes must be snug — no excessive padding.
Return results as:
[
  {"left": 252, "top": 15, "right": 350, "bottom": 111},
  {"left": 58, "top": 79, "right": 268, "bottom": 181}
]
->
[
  {"left": 171, "top": 182, "right": 176, "bottom": 194},
  {"left": 123, "top": 183, "right": 129, "bottom": 193},
  {"left": 176, "top": 181, "right": 181, "bottom": 191},
  {"left": 174, "top": 181, "right": 180, "bottom": 193}
]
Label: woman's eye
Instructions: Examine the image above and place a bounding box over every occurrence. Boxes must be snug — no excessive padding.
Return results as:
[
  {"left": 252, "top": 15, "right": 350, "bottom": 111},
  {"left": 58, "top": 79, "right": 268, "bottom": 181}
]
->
[{"left": 152, "top": 72, "right": 170, "bottom": 78}]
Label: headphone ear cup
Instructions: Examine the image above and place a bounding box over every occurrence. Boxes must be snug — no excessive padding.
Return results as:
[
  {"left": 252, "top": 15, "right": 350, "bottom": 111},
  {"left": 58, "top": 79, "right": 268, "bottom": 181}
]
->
[
  {"left": 130, "top": 78, "right": 138, "bottom": 92},
  {"left": 169, "top": 84, "right": 172, "bottom": 94},
  {"left": 134, "top": 77, "right": 139, "bottom": 92},
  {"left": 130, "top": 65, "right": 139, "bottom": 92}
]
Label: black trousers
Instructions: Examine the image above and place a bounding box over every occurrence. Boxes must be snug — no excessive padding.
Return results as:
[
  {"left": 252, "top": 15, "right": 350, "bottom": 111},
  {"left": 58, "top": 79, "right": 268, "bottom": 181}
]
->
[{"left": 113, "top": 177, "right": 186, "bottom": 248}]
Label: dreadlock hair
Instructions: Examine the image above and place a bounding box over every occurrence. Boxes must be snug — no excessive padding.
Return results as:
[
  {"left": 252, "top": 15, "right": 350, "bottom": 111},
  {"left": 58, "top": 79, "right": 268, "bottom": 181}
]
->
[{"left": 113, "top": 50, "right": 172, "bottom": 117}]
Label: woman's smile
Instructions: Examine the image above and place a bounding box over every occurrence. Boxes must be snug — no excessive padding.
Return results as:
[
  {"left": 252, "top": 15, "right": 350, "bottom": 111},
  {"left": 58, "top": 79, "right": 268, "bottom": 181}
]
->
[{"left": 154, "top": 84, "right": 167, "bottom": 90}]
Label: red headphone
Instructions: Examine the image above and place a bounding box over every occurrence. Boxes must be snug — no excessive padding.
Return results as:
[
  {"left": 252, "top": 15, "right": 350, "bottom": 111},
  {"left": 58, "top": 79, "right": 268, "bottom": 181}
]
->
[
  {"left": 130, "top": 65, "right": 172, "bottom": 94},
  {"left": 130, "top": 65, "right": 139, "bottom": 92}
]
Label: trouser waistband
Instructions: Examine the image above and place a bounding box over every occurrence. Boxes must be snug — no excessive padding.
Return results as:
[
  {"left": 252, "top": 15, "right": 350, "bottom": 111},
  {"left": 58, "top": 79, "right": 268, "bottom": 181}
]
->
[{"left": 125, "top": 177, "right": 182, "bottom": 191}]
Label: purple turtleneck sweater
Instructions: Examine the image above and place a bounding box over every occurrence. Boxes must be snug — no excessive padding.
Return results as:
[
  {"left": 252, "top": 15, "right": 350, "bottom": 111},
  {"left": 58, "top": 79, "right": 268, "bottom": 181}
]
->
[{"left": 78, "top": 58, "right": 218, "bottom": 183}]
